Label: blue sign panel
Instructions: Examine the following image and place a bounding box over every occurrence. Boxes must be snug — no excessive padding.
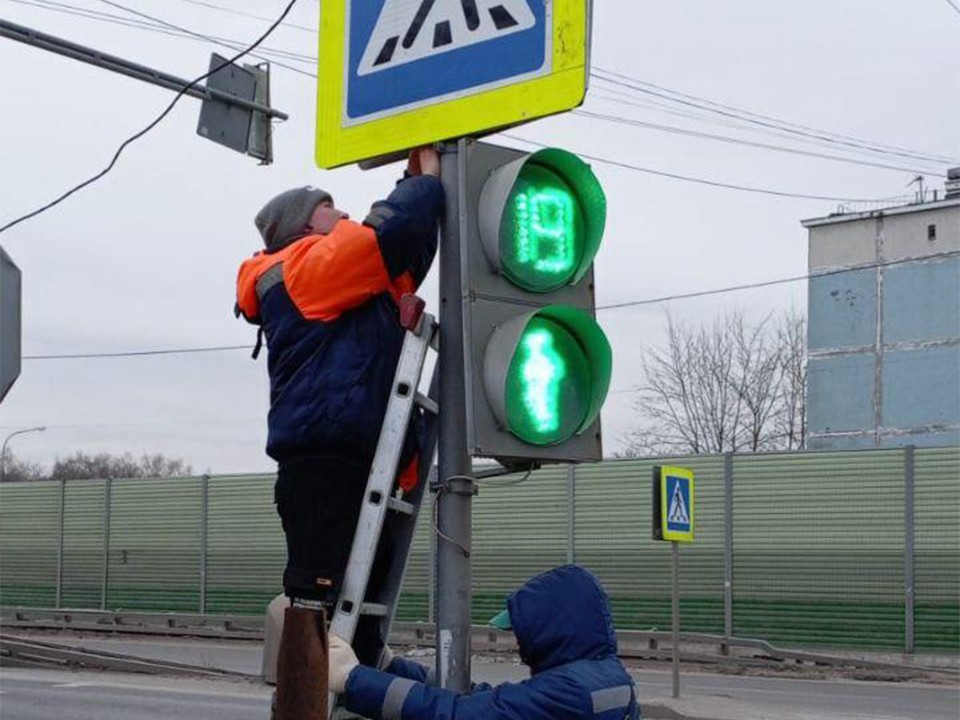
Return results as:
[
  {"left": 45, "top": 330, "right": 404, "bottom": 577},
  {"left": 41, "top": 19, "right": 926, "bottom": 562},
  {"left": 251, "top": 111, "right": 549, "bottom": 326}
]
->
[
  {"left": 665, "top": 475, "right": 692, "bottom": 535},
  {"left": 346, "top": 0, "right": 548, "bottom": 122}
]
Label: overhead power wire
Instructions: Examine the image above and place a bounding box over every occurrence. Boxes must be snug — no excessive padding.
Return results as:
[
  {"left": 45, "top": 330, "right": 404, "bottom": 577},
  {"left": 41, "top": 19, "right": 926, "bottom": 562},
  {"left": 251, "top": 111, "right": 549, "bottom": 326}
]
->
[
  {"left": 0, "top": 0, "right": 301, "bottom": 235},
  {"left": 11, "top": 0, "right": 949, "bottom": 172},
  {"left": 6, "top": 0, "right": 317, "bottom": 67},
  {"left": 591, "top": 69, "right": 959, "bottom": 166},
  {"left": 168, "top": 0, "right": 317, "bottom": 34},
  {"left": 95, "top": 0, "right": 315, "bottom": 73},
  {"left": 23, "top": 252, "right": 960, "bottom": 361},
  {"left": 943, "top": 0, "right": 960, "bottom": 15},
  {"left": 501, "top": 133, "right": 899, "bottom": 203},
  {"left": 5, "top": 0, "right": 319, "bottom": 69},
  {"left": 24, "top": 345, "right": 252, "bottom": 360},
  {"left": 588, "top": 87, "right": 950, "bottom": 171},
  {"left": 572, "top": 109, "right": 946, "bottom": 176},
  {"left": 592, "top": 66, "right": 959, "bottom": 165},
  {"left": 596, "top": 250, "right": 960, "bottom": 311}
]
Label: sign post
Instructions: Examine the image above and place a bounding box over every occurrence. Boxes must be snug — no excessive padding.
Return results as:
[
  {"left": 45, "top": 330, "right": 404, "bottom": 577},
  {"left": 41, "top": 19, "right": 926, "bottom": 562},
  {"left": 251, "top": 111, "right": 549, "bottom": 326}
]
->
[{"left": 652, "top": 465, "right": 695, "bottom": 699}]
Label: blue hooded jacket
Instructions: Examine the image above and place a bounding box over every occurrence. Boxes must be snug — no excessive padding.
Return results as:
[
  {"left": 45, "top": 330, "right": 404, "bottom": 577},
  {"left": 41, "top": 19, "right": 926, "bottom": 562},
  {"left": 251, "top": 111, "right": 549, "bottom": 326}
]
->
[{"left": 344, "top": 565, "right": 640, "bottom": 720}]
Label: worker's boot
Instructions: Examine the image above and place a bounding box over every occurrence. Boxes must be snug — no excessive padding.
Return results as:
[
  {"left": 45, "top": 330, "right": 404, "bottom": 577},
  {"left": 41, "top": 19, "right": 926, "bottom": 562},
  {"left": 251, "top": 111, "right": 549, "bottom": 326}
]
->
[{"left": 274, "top": 604, "right": 328, "bottom": 720}]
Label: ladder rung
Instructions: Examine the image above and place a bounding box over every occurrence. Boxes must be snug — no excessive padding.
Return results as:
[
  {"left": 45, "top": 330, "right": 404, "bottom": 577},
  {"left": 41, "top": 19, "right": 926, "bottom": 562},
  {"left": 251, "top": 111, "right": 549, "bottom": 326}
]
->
[
  {"left": 415, "top": 392, "right": 438, "bottom": 414},
  {"left": 360, "top": 603, "right": 389, "bottom": 617},
  {"left": 387, "top": 496, "right": 415, "bottom": 515}
]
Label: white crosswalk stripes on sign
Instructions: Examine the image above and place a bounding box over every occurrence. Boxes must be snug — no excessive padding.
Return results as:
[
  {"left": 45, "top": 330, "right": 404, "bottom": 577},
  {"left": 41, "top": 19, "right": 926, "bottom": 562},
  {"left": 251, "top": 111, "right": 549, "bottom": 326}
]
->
[
  {"left": 358, "top": 0, "right": 536, "bottom": 76},
  {"left": 667, "top": 482, "right": 690, "bottom": 526}
]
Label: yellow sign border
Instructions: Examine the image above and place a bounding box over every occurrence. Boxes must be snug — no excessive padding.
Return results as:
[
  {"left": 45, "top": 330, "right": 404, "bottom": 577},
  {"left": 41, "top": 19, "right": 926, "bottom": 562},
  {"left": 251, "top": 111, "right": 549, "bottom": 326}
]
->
[
  {"left": 660, "top": 466, "right": 695, "bottom": 543},
  {"left": 316, "top": 1, "right": 588, "bottom": 168}
]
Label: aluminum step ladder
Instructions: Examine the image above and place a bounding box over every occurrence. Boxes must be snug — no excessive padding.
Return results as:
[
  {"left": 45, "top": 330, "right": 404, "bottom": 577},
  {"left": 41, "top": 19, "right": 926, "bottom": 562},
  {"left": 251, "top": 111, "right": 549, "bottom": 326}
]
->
[{"left": 327, "top": 294, "right": 439, "bottom": 716}]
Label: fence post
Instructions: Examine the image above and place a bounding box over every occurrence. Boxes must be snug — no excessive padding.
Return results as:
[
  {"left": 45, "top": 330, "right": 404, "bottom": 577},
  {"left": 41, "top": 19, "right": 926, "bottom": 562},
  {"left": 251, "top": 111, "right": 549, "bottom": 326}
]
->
[
  {"left": 904, "top": 445, "right": 915, "bottom": 654},
  {"left": 199, "top": 474, "right": 209, "bottom": 614},
  {"left": 567, "top": 465, "right": 576, "bottom": 565},
  {"left": 55, "top": 479, "right": 65, "bottom": 608},
  {"left": 723, "top": 452, "right": 734, "bottom": 652},
  {"left": 101, "top": 477, "right": 112, "bottom": 611}
]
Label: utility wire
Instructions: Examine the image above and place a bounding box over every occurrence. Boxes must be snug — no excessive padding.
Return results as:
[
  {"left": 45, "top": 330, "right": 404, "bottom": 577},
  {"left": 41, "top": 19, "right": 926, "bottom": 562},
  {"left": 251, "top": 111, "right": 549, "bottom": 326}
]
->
[
  {"left": 22, "top": 252, "right": 960, "bottom": 361},
  {"left": 591, "top": 69, "right": 959, "bottom": 166},
  {"left": 6, "top": 0, "right": 317, "bottom": 66},
  {"left": 572, "top": 109, "right": 945, "bottom": 176},
  {"left": 943, "top": 0, "right": 960, "bottom": 15},
  {"left": 593, "top": 67, "right": 959, "bottom": 164},
  {"left": 96, "top": 0, "right": 315, "bottom": 73},
  {"left": 10, "top": 0, "right": 949, "bottom": 174},
  {"left": 169, "top": 0, "right": 317, "bottom": 34},
  {"left": 0, "top": 0, "right": 301, "bottom": 235},
  {"left": 588, "top": 88, "right": 949, "bottom": 171},
  {"left": 502, "top": 133, "right": 899, "bottom": 202},
  {"left": 596, "top": 250, "right": 960, "bottom": 311},
  {"left": 24, "top": 345, "right": 252, "bottom": 360}
]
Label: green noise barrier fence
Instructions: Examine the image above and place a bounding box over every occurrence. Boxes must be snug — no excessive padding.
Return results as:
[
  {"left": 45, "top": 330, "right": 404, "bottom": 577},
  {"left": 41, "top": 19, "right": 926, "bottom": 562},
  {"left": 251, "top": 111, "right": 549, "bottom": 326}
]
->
[{"left": 1, "top": 447, "right": 957, "bottom": 652}]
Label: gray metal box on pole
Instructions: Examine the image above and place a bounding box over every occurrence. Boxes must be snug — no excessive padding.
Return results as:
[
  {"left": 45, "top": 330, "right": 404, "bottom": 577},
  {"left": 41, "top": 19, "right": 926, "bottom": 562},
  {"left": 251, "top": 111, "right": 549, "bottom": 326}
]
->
[
  {"left": 197, "top": 54, "right": 275, "bottom": 164},
  {"left": 0, "top": 246, "right": 22, "bottom": 403}
]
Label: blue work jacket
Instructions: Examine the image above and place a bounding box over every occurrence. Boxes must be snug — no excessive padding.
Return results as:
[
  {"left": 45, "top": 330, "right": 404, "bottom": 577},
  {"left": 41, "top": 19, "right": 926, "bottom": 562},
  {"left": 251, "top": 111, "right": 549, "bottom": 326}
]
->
[
  {"left": 344, "top": 565, "right": 640, "bottom": 720},
  {"left": 236, "top": 176, "right": 443, "bottom": 468}
]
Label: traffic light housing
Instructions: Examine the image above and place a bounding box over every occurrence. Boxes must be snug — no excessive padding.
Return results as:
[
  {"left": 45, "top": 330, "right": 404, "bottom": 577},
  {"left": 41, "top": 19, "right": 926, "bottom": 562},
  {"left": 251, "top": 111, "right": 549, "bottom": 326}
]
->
[{"left": 460, "top": 141, "right": 611, "bottom": 463}]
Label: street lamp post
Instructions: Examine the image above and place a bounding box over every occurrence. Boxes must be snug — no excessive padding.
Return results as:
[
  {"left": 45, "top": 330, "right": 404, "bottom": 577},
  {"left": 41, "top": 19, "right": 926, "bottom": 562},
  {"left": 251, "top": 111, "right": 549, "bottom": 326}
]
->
[{"left": 1, "top": 426, "right": 46, "bottom": 482}]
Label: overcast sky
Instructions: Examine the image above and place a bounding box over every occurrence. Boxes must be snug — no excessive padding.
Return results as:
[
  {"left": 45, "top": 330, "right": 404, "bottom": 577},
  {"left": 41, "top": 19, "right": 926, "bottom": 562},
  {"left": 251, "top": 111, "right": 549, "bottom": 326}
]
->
[{"left": 1, "top": 0, "right": 958, "bottom": 475}]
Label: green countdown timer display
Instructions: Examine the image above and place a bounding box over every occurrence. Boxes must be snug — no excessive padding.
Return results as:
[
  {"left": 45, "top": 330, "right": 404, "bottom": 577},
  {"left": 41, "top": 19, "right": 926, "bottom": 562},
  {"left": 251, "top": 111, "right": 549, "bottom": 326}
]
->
[
  {"left": 501, "top": 164, "right": 585, "bottom": 292},
  {"left": 479, "top": 148, "right": 606, "bottom": 295}
]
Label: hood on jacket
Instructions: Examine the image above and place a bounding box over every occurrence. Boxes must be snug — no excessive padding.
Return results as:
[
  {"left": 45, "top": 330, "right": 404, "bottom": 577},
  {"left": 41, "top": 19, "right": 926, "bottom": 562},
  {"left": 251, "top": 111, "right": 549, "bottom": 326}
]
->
[{"left": 506, "top": 565, "right": 618, "bottom": 674}]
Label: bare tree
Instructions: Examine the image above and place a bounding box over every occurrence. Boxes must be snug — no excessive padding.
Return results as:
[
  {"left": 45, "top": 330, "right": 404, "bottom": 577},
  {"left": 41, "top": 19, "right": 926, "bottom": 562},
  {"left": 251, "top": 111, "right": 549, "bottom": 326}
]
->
[
  {"left": 730, "top": 313, "right": 783, "bottom": 452},
  {"left": 622, "top": 314, "right": 744, "bottom": 455},
  {"left": 0, "top": 451, "right": 46, "bottom": 483},
  {"left": 44, "top": 452, "right": 194, "bottom": 481},
  {"left": 621, "top": 309, "right": 807, "bottom": 457},
  {"left": 771, "top": 310, "right": 807, "bottom": 450},
  {"left": 138, "top": 453, "right": 193, "bottom": 479}
]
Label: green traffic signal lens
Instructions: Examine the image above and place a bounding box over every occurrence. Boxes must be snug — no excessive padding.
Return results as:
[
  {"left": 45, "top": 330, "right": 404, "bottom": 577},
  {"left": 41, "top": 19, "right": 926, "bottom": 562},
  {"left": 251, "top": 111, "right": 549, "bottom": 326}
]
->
[
  {"left": 500, "top": 164, "right": 586, "bottom": 292},
  {"left": 503, "top": 316, "right": 591, "bottom": 445}
]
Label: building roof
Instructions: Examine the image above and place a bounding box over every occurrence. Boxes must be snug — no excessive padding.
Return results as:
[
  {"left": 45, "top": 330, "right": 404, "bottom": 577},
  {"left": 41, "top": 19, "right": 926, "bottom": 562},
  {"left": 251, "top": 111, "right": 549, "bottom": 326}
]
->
[{"left": 802, "top": 197, "right": 960, "bottom": 229}]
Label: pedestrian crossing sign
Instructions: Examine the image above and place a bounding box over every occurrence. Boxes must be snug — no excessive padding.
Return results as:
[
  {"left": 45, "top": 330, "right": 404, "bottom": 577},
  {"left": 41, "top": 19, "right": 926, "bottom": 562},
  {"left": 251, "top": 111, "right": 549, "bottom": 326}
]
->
[
  {"left": 315, "top": 0, "right": 591, "bottom": 168},
  {"left": 652, "top": 466, "right": 695, "bottom": 543}
]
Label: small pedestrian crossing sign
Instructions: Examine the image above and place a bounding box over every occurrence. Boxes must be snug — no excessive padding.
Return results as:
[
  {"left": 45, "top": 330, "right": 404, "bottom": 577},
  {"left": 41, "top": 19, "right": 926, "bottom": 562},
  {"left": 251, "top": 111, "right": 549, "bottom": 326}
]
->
[
  {"left": 315, "top": 0, "right": 590, "bottom": 167},
  {"left": 652, "top": 466, "right": 695, "bottom": 543}
]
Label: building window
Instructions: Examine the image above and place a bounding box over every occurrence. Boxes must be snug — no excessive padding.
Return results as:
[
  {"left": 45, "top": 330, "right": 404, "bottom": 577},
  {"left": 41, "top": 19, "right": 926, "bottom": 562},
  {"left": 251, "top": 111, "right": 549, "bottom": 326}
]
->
[{"left": 927, "top": 224, "right": 937, "bottom": 240}]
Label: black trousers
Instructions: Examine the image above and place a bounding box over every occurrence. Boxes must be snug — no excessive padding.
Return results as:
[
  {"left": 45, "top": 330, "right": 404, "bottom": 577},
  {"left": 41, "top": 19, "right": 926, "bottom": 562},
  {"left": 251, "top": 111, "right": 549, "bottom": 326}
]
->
[{"left": 274, "top": 458, "right": 392, "bottom": 665}]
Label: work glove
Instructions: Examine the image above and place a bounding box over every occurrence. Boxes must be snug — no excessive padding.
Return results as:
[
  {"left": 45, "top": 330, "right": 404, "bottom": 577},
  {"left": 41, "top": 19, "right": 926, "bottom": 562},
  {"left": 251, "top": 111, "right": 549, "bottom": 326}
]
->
[
  {"left": 379, "top": 645, "right": 394, "bottom": 670},
  {"left": 328, "top": 633, "right": 359, "bottom": 694}
]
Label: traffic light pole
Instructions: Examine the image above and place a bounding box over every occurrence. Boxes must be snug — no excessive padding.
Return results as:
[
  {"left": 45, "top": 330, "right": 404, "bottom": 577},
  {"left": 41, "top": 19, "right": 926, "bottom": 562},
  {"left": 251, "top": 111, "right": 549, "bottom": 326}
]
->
[{"left": 435, "top": 139, "right": 475, "bottom": 693}]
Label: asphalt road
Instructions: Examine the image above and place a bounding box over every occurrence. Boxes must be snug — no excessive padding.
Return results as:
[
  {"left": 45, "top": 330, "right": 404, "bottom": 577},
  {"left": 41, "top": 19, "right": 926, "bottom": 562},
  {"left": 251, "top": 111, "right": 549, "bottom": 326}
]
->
[
  {"left": 0, "top": 669, "right": 271, "bottom": 720},
  {"left": 1, "top": 635, "right": 957, "bottom": 720}
]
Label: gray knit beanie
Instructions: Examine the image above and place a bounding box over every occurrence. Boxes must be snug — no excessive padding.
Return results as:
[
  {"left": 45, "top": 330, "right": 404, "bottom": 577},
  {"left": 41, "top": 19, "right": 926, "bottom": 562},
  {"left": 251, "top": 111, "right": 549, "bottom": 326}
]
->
[{"left": 255, "top": 186, "right": 334, "bottom": 252}]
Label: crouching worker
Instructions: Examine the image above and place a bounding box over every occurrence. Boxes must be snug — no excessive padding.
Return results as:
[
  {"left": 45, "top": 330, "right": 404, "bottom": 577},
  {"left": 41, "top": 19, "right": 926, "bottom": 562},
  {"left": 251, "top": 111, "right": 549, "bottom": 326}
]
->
[{"left": 329, "top": 565, "right": 640, "bottom": 720}]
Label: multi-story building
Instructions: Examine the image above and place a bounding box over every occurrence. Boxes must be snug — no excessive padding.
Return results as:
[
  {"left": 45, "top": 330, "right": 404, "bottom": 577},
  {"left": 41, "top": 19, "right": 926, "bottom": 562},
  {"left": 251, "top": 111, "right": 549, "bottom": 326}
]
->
[{"left": 802, "top": 170, "right": 959, "bottom": 449}]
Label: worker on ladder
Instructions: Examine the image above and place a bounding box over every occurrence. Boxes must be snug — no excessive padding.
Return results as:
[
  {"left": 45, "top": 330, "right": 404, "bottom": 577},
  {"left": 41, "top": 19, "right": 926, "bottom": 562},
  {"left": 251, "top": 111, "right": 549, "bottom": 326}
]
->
[
  {"left": 328, "top": 565, "right": 640, "bottom": 720},
  {"left": 236, "top": 147, "right": 444, "bottom": 720}
]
